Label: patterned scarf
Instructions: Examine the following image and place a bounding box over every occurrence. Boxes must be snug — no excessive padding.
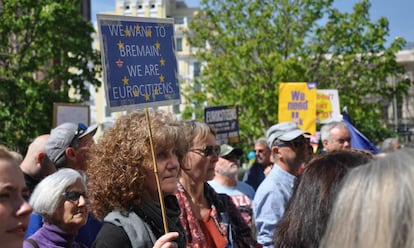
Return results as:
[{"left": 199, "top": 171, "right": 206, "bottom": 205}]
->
[{"left": 175, "top": 182, "right": 228, "bottom": 248}]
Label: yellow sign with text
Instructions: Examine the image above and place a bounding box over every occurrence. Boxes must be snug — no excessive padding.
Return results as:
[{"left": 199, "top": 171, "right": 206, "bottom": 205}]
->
[
  {"left": 278, "top": 82, "right": 317, "bottom": 135},
  {"left": 316, "top": 89, "right": 340, "bottom": 124}
]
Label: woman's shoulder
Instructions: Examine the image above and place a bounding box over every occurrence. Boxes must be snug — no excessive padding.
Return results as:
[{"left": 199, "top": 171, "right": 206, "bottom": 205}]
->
[
  {"left": 97, "top": 211, "right": 157, "bottom": 248},
  {"left": 93, "top": 222, "right": 131, "bottom": 248}
]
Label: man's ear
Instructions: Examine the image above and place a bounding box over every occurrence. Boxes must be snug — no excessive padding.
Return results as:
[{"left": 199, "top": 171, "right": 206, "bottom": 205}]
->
[
  {"left": 322, "top": 139, "right": 329, "bottom": 148},
  {"left": 36, "top": 152, "right": 46, "bottom": 167},
  {"left": 65, "top": 147, "right": 76, "bottom": 160},
  {"left": 271, "top": 146, "right": 281, "bottom": 160}
]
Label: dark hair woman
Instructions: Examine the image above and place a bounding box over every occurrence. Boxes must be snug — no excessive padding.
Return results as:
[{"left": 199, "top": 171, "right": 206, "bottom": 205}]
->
[{"left": 274, "top": 149, "right": 373, "bottom": 248}]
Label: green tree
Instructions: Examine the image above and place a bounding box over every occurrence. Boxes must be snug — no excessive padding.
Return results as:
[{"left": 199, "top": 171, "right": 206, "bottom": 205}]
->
[
  {"left": 183, "top": 0, "right": 410, "bottom": 149},
  {"left": 0, "top": 0, "right": 101, "bottom": 153}
]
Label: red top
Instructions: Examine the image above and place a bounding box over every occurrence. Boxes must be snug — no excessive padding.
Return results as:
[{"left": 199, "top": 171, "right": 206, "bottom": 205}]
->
[{"left": 199, "top": 208, "right": 227, "bottom": 248}]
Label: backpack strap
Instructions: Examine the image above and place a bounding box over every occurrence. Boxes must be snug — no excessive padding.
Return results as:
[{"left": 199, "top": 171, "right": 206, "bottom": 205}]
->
[
  {"left": 217, "top": 193, "right": 237, "bottom": 248},
  {"left": 104, "top": 210, "right": 157, "bottom": 248},
  {"left": 25, "top": 238, "right": 40, "bottom": 248}
]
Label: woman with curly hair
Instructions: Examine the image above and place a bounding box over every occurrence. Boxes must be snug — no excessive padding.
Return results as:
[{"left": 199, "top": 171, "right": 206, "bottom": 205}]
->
[
  {"left": 176, "top": 120, "right": 258, "bottom": 248},
  {"left": 87, "top": 110, "right": 188, "bottom": 248}
]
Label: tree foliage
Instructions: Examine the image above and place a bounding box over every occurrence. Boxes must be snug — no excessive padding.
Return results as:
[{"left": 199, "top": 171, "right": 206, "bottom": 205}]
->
[
  {"left": 183, "top": 0, "right": 410, "bottom": 148},
  {"left": 0, "top": 0, "right": 101, "bottom": 153}
]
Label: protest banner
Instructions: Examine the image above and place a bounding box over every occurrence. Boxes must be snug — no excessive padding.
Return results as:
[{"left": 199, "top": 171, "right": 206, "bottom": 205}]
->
[
  {"left": 316, "top": 89, "right": 340, "bottom": 124},
  {"left": 204, "top": 105, "right": 240, "bottom": 145},
  {"left": 278, "top": 82, "right": 317, "bottom": 134},
  {"left": 97, "top": 14, "right": 181, "bottom": 233},
  {"left": 97, "top": 14, "right": 180, "bottom": 112}
]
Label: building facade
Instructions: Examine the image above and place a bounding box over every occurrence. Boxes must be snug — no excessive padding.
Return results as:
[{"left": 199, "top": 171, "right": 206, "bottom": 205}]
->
[{"left": 389, "top": 46, "right": 414, "bottom": 141}]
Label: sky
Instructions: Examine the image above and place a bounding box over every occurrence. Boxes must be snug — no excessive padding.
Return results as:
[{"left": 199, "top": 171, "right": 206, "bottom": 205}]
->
[{"left": 91, "top": 0, "right": 414, "bottom": 45}]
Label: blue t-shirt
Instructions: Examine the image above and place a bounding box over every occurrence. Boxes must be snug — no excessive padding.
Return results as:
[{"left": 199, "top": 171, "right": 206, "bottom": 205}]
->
[{"left": 208, "top": 179, "right": 255, "bottom": 228}]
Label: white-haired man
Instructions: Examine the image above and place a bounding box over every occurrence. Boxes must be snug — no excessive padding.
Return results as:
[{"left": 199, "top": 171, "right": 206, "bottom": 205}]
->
[{"left": 320, "top": 121, "right": 351, "bottom": 152}]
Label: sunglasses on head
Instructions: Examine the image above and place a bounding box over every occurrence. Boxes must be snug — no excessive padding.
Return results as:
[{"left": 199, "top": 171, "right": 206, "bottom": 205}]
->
[
  {"left": 190, "top": 145, "right": 221, "bottom": 157},
  {"left": 69, "top": 123, "right": 88, "bottom": 147},
  {"left": 62, "top": 191, "right": 88, "bottom": 203}
]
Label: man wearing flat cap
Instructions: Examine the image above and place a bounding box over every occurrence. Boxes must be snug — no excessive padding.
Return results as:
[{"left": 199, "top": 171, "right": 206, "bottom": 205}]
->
[
  {"left": 45, "top": 122, "right": 98, "bottom": 171},
  {"left": 253, "top": 122, "right": 311, "bottom": 248},
  {"left": 208, "top": 144, "right": 256, "bottom": 229}
]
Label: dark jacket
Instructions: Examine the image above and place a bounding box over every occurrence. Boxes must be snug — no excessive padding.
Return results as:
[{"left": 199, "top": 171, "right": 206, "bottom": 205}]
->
[
  {"left": 243, "top": 162, "right": 266, "bottom": 191},
  {"left": 93, "top": 195, "right": 186, "bottom": 248}
]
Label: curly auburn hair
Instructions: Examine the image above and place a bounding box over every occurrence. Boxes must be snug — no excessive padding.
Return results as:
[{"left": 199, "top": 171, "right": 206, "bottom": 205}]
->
[{"left": 87, "top": 110, "right": 187, "bottom": 220}]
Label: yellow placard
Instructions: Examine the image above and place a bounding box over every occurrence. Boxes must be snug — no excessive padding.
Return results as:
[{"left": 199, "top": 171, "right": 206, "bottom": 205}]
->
[{"left": 278, "top": 82, "right": 317, "bottom": 135}]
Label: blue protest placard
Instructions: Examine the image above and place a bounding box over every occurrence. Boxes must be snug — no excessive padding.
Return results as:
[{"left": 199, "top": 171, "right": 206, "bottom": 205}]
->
[
  {"left": 97, "top": 14, "right": 180, "bottom": 111},
  {"left": 204, "top": 105, "right": 240, "bottom": 145}
]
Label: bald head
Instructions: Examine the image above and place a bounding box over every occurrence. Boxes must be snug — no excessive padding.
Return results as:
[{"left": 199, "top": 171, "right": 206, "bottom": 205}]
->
[
  {"left": 20, "top": 134, "right": 56, "bottom": 178},
  {"left": 27, "top": 135, "right": 49, "bottom": 156}
]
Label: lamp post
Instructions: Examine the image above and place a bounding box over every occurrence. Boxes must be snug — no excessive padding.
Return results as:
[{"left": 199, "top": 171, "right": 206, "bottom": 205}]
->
[{"left": 393, "top": 76, "right": 398, "bottom": 133}]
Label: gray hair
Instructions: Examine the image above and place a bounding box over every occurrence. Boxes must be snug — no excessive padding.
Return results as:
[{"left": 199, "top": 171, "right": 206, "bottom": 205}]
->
[
  {"left": 29, "top": 168, "right": 87, "bottom": 218},
  {"left": 255, "top": 137, "right": 268, "bottom": 147},
  {"left": 380, "top": 138, "right": 399, "bottom": 153},
  {"left": 181, "top": 120, "right": 216, "bottom": 148},
  {"left": 320, "top": 121, "right": 349, "bottom": 142},
  {"left": 321, "top": 148, "right": 414, "bottom": 248}
]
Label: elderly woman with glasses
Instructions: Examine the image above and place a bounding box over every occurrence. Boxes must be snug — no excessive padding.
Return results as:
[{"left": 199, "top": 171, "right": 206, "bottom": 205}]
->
[
  {"left": 176, "top": 121, "right": 257, "bottom": 248},
  {"left": 23, "top": 168, "right": 88, "bottom": 248}
]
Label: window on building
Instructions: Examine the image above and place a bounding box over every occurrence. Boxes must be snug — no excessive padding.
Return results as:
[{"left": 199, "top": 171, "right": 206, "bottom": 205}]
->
[
  {"left": 176, "top": 38, "right": 183, "bottom": 52},
  {"left": 124, "top": 1, "right": 130, "bottom": 10},
  {"left": 194, "top": 80, "right": 202, "bottom": 92},
  {"left": 194, "top": 62, "right": 201, "bottom": 77},
  {"left": 175, "top": 17, "right": 184, "bottom": 25},
  {"left": 173, "top": 104, "right": 180, "bottom": 114}
]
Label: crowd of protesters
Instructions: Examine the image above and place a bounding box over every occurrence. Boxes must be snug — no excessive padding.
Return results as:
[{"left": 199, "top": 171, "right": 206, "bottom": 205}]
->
[{"left": 1, "top": 110, "right": 411, "bottom": 248}]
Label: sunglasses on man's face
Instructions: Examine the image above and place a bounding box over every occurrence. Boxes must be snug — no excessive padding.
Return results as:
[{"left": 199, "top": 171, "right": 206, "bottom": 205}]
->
[
  {"left": 277, "top": 137, "right": 310, "bottom": 149},
  {"left": 62, "top": 191, "right": 88, "bottom": 204},
  {"left": 190, "top": 145, "right": 221, "bottom": 157}
]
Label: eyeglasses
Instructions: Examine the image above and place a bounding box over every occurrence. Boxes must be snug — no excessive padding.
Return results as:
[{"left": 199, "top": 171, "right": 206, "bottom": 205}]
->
[
  {"left": 69, "top": 123, "right": 88, "bottom": 147},
  {"left": 190, "top": 145, "right": 221, "bottom": 157},
  {"left": 332, "top": 138, "right": 351, "bottom": 144},
  {"left": 62, "top": 191, "right": 88, "bottom": 204}
]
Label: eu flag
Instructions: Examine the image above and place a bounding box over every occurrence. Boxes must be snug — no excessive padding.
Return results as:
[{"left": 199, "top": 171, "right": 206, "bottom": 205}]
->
[{"left": 342, "top": 109, "right": 380, "bottom": 154}]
